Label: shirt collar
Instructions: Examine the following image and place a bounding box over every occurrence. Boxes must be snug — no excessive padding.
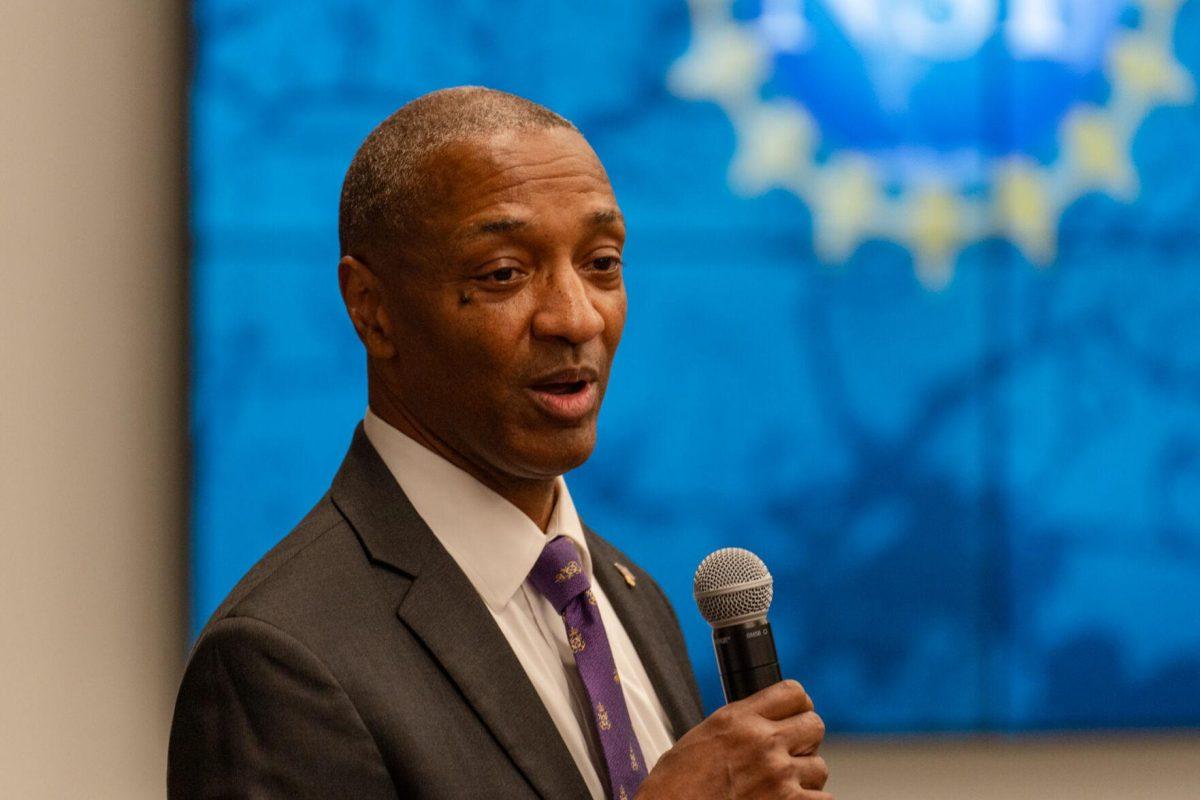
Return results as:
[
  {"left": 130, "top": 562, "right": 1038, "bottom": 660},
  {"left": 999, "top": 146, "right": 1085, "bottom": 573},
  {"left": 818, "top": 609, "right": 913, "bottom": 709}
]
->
[{"left": 363, "top": 408, "right": 592, "bottom": 613}]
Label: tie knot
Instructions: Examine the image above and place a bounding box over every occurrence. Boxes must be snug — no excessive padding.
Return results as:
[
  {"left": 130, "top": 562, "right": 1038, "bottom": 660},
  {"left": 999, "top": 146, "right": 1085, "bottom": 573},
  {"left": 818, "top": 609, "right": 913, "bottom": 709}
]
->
[{"left": 528, "top": 535, "right": 591, "bottom": 613}]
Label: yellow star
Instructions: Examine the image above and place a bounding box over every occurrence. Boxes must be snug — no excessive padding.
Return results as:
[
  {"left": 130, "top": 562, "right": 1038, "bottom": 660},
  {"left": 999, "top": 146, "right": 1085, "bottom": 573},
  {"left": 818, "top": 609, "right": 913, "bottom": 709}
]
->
[
  {"left": 1109, "top": 34, "right": 1194, "bottom": 103},
  {"left": 1063, "top": 108, "right": 1137, "bottom": 199},
  {"left": 910, "top": 189, "right": 962, "bottom": 288},
  {"left": 667, "top": 24, "right": 766, "bottom": 105},
  {"left": 730, "top": 101, "right": 816, "bottom": 194},
  {"left": 995, "top": 160, "right": 1056, "bottom": 266},
  {"left": 1135, "top": 0, "right": 1187, "bottom": 12},
  {"left": 812, "top": 155, "right": 878, "bottom": 263}
]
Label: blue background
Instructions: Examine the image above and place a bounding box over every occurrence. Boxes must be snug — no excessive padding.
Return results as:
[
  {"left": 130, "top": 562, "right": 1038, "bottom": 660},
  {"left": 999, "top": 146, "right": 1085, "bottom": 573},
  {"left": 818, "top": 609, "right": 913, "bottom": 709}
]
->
[{"left": 191, "top": 0, "right": 1200, "bottom": 732}]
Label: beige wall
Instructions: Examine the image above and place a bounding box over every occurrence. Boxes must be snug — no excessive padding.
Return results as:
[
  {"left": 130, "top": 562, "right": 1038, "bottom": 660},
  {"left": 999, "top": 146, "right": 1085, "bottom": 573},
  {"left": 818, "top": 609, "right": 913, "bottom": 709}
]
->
[
  {"left": 0, "top": 1, "right": 186, "bottom": 798},
  {"left": 1, "top": 3, "right": 1196, "bottom": 799},
  {"left": 824, "top": 734, "right": 1200, "bottom": 799}
]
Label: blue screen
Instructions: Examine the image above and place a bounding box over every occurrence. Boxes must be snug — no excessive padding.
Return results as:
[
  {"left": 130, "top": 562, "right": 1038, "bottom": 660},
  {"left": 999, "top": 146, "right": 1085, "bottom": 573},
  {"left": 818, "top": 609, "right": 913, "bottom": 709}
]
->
[{"left": 191, "top": 0, "right": 1200, "bottom": 732}]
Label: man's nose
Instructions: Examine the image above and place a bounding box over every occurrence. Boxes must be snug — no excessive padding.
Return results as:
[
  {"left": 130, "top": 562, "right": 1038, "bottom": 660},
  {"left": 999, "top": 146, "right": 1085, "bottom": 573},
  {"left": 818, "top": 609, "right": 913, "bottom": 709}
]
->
[{"left": 530, "top": 261, "right": 606, "bottom": 345}]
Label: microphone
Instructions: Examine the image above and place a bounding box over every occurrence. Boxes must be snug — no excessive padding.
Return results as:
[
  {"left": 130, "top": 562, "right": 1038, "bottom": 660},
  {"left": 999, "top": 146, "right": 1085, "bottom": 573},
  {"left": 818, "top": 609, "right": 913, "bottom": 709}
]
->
[{"left": 693, "top": 548, "right": 782, "bottom": 703}]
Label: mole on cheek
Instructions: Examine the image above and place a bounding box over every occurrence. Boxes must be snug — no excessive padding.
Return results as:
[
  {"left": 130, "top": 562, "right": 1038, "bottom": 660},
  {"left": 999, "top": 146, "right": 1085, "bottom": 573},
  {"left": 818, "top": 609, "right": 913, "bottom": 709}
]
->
[{"left": 459, "top": 290, "right": 472, "bottom": 306}]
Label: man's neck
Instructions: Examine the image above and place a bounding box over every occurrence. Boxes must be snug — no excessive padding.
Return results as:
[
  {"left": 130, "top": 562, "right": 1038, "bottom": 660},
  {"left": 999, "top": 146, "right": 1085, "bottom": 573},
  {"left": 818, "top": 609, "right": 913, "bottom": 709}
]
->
[{"left": 367, "top": 392, "right": 558, "bottom": 531}]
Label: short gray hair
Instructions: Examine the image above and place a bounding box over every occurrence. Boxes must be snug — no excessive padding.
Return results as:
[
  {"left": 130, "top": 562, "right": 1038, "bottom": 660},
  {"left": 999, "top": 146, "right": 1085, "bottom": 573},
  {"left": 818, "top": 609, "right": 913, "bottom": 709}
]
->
[{"left": 338, "top": 86, "right": 578, "bottom": 258}]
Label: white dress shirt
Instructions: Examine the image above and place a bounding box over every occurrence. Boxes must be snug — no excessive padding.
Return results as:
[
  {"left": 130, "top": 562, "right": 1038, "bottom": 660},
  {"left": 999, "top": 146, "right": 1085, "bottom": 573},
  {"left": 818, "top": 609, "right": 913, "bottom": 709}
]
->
[{"left": 364, "top": 410, "right": 675, "bottom": 799}]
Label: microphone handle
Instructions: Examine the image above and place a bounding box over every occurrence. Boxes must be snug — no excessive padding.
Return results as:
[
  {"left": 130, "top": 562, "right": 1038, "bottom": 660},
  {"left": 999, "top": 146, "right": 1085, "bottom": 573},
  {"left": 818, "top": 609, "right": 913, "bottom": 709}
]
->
[{"left": 712, "top": 618, "right": 782, "bottom": 703}]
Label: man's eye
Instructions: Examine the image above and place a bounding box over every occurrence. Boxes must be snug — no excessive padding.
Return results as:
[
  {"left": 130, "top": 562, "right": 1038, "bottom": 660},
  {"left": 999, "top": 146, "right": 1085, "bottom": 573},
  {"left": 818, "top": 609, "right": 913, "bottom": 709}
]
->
[
  {"left": 482, "top": 267, "right": 520, "bottom": 283},
  {"left": 589, "top": 256, "right": 623, "bottom": 273}
]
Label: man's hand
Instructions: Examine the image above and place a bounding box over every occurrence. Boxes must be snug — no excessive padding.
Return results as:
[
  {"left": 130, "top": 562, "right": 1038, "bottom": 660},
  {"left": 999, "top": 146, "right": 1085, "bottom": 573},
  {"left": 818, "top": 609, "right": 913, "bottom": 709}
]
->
[{"left": 637, "top": 680, "right": 830, "bottom": 800}]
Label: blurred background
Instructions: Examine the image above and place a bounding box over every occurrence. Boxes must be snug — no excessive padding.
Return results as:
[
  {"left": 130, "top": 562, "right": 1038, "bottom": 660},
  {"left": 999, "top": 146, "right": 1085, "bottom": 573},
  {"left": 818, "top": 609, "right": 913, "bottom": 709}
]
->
[{"left": 3, "top": 0, "right": 1198, "bottom": 797}]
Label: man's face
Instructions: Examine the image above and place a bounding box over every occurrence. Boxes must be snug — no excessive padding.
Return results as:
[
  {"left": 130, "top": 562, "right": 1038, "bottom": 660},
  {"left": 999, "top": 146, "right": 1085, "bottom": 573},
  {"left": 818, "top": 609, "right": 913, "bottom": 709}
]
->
[{"left": 378, "top": 127, "right": 626, "bottom": 483}]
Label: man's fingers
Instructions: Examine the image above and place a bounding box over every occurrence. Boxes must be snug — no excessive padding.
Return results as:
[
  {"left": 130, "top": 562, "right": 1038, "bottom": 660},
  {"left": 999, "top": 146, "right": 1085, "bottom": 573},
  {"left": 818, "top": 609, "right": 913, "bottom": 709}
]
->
[
  {"left": 794, "top": 754, "right": 829, "bottom": 790},
  {"left": 740, "top": 679, "right": 814, "bottom": 720},
  {"left": 777, "top": 710, "right": 825, "bottom": 756}
]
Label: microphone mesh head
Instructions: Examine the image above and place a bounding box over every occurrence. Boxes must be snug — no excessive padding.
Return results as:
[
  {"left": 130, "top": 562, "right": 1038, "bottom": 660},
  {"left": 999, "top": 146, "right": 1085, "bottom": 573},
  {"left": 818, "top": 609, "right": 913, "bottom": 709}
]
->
[{"left": 693, "top": 547, "right": 773, "bottom": 627}]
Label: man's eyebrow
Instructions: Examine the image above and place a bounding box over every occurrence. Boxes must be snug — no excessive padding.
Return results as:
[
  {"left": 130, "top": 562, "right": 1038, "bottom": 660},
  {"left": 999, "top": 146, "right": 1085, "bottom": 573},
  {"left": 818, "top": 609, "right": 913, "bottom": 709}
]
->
[
  {"left": 588, "top": 208, "right": 624, "bottom": 226},
  {"left": 472, "top": 217, "right": 527, "bottom": 235}
]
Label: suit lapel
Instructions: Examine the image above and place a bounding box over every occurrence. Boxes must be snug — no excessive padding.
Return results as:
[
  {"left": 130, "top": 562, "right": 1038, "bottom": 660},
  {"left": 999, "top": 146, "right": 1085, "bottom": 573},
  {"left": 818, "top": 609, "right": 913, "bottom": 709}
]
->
[
  {"left": 586, "top": 530, "right": 706, "bottom": 740},
  {"left": 331, "top": 426, "right": 589, "bottom": 800},
  {"left": 396, "top": 545, "right": 591, "bottom": 800}
]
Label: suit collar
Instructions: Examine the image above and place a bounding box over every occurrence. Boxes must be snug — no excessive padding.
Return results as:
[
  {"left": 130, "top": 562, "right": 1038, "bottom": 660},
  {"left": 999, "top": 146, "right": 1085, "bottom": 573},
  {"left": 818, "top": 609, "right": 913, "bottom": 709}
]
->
[
  {"left": 329, "top": 424, "right": 433, "bottom": 577},
  {"left": 330, "top": 425, "right": 590, "bottom": 799},
  {"left": 361, "top": 409, "right": 594, "bottom": 613}
]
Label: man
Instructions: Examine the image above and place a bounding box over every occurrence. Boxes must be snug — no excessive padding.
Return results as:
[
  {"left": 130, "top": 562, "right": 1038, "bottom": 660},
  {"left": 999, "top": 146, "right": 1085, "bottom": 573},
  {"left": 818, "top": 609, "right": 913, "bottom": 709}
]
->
[{"left": 169, "top": 87, "right": 830, "bottom": 799}]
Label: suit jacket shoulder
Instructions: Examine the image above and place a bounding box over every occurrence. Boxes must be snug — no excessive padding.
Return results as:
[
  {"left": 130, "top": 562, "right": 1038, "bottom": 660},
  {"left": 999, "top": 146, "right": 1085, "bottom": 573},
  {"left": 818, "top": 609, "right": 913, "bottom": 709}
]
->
[{"left": 198, "top": 494, "right": 347, "bottom": 631}]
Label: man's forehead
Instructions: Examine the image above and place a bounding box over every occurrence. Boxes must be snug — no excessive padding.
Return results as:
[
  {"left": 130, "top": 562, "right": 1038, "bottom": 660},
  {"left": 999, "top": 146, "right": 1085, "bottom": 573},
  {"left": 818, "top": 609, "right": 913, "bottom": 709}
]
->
[
  {"left": 417, "top": 130, "right": 620, "bottom": 238},
  {"left": 430, "top": 127, "right": 608, "bottom": 189}
]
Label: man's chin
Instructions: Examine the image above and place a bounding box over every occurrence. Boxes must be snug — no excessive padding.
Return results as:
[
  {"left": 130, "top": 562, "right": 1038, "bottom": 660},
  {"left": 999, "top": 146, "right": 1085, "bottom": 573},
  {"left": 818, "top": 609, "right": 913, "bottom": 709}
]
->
[{"left": 507, "top": 426, "right": 597, "bottom": 478}]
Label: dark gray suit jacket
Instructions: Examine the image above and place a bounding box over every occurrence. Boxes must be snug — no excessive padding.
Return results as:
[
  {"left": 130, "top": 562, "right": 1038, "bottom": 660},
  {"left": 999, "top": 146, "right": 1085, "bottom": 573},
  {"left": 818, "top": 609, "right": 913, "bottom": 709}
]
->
[{"left": 168, "top": 426, "right": 706, "bottom": 799}]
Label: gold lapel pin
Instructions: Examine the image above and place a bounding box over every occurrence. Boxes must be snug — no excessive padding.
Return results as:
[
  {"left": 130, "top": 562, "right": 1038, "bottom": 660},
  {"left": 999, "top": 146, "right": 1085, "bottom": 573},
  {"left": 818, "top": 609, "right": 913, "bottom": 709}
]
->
[{"left": 613, "top": 562, "right": 636, "bottom": 588}]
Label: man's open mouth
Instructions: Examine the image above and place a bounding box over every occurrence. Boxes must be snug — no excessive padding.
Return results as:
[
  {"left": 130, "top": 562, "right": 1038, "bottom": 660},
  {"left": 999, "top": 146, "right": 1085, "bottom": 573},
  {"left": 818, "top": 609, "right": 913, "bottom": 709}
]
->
[
  {"left": 533, "top": 380, "right": 589, "bottom": 396},
  {"left": 526, "top": 368, "right": 600, "bottom": 421}
]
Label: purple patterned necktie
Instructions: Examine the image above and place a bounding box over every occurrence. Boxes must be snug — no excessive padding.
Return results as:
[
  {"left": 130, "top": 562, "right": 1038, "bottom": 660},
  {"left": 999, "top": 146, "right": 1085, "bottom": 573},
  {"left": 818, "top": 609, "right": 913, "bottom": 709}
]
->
[{"left": 527, "top": 535, "right": 647, "bottom": 800}]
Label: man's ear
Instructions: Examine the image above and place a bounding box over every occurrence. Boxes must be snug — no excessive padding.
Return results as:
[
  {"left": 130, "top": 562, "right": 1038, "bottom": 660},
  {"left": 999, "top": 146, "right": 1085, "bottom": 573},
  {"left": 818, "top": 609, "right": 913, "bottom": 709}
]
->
[{"left": 338, "top": 255, "right": 397, "bottom": 360}]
